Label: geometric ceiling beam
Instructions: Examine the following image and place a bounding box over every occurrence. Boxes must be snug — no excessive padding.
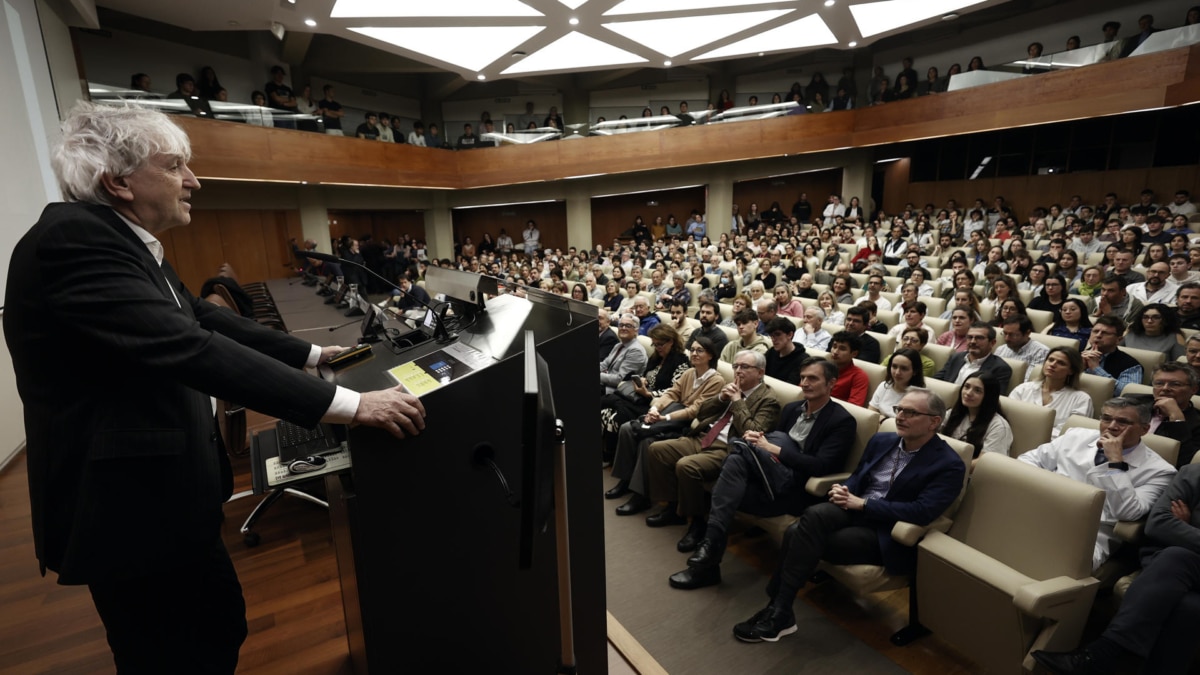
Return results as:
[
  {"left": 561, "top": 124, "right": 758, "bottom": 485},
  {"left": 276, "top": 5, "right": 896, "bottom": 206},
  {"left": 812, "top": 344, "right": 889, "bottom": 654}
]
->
[
  {"left": 501, "top": 31, "right": 648, "bottom": 76},
  {"left": 348, "top": 25, "right": 545, "bottom": 72},
  {"left": 601, "top": 9, "right": 791, "bottom": 58},
  {"left": 604, "top": 0, "right": 785, "bottom": 16},
  {"left": 692, "top": 13, "right": 839, "bottom": 61},
  {"left": 331, "top": 0, "right": 544, "bottom": 18},
  {"left": 848, "top": 0, "right": 987, "bottom": 38}
]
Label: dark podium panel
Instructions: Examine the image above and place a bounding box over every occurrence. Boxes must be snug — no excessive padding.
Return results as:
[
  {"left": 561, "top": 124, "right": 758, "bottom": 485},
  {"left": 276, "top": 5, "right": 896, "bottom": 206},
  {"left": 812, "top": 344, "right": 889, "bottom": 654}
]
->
[{"left": 325, "top": 290, "right": 605, "bottom": 674}]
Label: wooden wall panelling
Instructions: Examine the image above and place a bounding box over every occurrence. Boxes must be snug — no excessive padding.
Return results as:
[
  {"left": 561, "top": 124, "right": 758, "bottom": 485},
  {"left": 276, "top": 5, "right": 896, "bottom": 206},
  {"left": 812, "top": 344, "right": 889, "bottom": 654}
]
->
[
  {"left": 901, "top": 166, "right": 1200, "bottom": 219},
  {"left": 732, "top": 169, "right": 844, "bottom": 222},
  {"left": 880, "top": 159, "right": 912, "bottom": 214},
  {"left": 215, "top": 211, "right": 270, "bottom": 285},
  {"left": 368, "top": 211, "right": 426, "bottom": 245},
  {"left": 590, "top": 186, "right": 708, "bottom": 246},
  {"left": 452, "top": 201, "right": 568, "bottom": 258},
  {"left": 164, "top": 210, "right": 227, "bottom": 293},
  {"left": 327, "top": 211, "right": 373, "bottom": 245},
  {"left": 257, "top": 210, "right": 297, "bottom": 277}
]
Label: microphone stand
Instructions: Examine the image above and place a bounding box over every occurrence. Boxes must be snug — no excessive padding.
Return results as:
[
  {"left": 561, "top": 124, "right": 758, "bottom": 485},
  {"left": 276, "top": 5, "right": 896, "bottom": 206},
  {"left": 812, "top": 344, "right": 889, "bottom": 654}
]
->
[{"left": 296, "top": 251, "right": 455, "bottom": 343}]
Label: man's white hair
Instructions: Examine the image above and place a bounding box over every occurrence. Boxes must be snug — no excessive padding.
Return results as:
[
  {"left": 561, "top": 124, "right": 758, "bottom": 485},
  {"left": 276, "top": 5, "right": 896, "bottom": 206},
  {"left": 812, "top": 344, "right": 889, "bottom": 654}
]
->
[{"left": 52, "top": 101, "right": 192, "bottom": 206}]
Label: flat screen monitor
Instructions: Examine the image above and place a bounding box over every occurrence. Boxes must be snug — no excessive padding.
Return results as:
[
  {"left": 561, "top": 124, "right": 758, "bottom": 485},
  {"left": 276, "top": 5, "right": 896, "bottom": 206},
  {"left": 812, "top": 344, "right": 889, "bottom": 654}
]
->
[{"left": 519, "top": 330, "right": 558, "bottom": 569}]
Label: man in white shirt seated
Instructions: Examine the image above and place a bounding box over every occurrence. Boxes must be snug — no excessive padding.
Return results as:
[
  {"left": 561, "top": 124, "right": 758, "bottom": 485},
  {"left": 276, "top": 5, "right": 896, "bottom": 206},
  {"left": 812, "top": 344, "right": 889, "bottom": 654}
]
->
[
  {"left": 854, "top": 274, "right": 893, "bottom": 312},
  {"left": 1127, "top": 262, "right": 1178, "bottom": 306},
  {"left": 1018, "top": 397, "right": 1176, "bottom": 570},
  {"left": 993, "top": 315, "right": 1050, "bottom": 382}
]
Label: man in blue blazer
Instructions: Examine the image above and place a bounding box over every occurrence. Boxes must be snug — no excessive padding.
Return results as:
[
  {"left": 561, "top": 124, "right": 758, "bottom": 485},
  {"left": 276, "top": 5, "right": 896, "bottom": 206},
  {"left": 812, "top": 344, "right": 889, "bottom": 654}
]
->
[
  {"left": 670, "top": 357, "right": 856, "bottom": 590},
  {"left": 733, "top": 387, "right": 966, "bottom": 643},
  {"left": 4, "top": 102, "right": 427, "bottom": 674}
]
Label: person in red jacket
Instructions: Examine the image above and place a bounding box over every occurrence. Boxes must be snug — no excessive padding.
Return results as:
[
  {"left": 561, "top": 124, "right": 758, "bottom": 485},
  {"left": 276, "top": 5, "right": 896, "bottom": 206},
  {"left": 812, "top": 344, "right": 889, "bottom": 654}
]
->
[{"left": 828, "top": 331, "right": 869, "bottom": 406}]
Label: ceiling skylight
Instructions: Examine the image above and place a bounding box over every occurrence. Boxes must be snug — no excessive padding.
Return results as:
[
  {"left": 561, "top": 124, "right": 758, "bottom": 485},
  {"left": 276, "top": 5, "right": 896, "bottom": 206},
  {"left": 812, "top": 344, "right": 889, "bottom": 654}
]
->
[
  {"left": 602, "top": 10, "right": 790, "bottom": 58},
  {"left": 692, "top": 13, "right": 837, "bottom": 61},
  {"left": 331, "top": 0, "right": 543, "bottom": 18},
  {"left": 849, "top": 0, "right": 987, "bottom": 38},
  {"left": 349, "top": 26, "right": 545, "bottom": 71},
  {"left": 604, "top": 0, "right": 781, "bottom": 16},
  {"left": 501, "top": 31, "right": 648, "bottom": 75}
]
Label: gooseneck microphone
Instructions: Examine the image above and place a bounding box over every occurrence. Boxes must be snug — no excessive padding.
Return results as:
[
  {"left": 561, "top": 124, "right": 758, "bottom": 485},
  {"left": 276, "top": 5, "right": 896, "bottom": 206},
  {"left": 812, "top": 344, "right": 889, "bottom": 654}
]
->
[{"left": 295, "top": 250, "right": 453, "bottom": 342}]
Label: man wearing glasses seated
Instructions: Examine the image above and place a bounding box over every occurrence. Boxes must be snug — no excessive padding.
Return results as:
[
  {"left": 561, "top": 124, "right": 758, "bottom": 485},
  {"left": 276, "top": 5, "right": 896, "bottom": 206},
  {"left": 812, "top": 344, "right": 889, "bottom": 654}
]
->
[
  {"left": 1018, "top": 397, "right": 1177, "bottom": 570},
  {"left": 1126, "top": 364, "right": 1200, "bottom": 466},
  {"left": 732, "top": 389, "right": 964, "bottom": 643}
]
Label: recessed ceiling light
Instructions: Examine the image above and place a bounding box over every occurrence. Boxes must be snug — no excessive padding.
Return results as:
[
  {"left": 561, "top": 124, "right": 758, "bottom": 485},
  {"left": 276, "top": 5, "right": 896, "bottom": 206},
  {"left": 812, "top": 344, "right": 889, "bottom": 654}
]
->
[
  {"left": 287, "top": 0, "right": 296, "bottom": 3},
  {"left": 942, "top": 13, "right": 959, "bottom": 20},
  {"left": 849, "top": 0, "right": 984, "bottom": 38},
  {"left": 569, "top": 17, "right": 579, "bottom": 25},
  {"left": 304, "top": 18, "right": 317, "bottom": 26},
  {"left": 848, "top": 40, "right": 857, "bottom": 47},
  {"left": 824, "top": 0, "right": 835, "bottom": 6},
  {"left": 332, "top": 0, "right": 542, "bottom": 18},
  {"left": 477, "top": 73, "right": 486, "bottom": 80},
  {"left": 664, "top": 59, "right": 671, "bottom": 66},
  {"left": 500, "top": 31, "right": 647, "bottom": 74}
]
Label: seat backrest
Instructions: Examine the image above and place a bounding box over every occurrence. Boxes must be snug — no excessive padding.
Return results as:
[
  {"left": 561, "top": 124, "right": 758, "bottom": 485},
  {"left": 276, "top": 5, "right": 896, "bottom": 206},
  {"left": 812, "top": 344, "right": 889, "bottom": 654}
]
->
[
  {"left": 1061, "top": 414, "right": 1180, "bottom": 466},
  {"left": 951, "top": 453, "right": 1104, "bottom": 581},
  {"left": 685, "top": 283, "right": 702, "bottom": 307},
  {"left": 636, "top": 334, "right": 652, "bottom": 352},
  {"left": 839, "top": 402, "right": 882, "bottom": 474},
  {"left": 1077, "top": 373, "right": 1116, "bottom": 417},
  {"left": 715, "top": 359, "right": 735, "bottom": 383},
  {"left": 1025, "top": 308, "right": 1054, "bottom": 333},
  {"left": 1030, "top": 331, "right": 1083, "bottom": 352},
  {"left": 876, "top": 310, "right": 899, "bottom": 329},
  {"left": 923, "top": 296, "right": 947, "bottom": 317},
  {"left": 873, "top": 333, "right": 896, "bottom": 362},
  {"left": 923, "top": 377, "right": 961, "bottom": 409},
  {"left": 763, "top": 374, "right": 800, "bottom": 406},
  {"left": 997, "top": 356, "right": 1027, "bottom": 394},
  {"left": 998, "top": 396, "right": 1055, "bottom": 457},
  {"left": 922, "top": 343, "right": 954, "bottom": 375},
  {"left": 854, "top": 360, "right": 886, "bottom": 400},
  {"left": 1120, "top": 345, "right": 1166, "bottom": 385}
]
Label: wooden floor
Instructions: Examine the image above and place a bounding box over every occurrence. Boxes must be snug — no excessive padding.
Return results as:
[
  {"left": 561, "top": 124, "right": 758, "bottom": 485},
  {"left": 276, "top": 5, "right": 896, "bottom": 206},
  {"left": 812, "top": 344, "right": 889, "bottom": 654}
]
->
[{"left": 0, "top": 427, "right": 977, "bottom": 674}]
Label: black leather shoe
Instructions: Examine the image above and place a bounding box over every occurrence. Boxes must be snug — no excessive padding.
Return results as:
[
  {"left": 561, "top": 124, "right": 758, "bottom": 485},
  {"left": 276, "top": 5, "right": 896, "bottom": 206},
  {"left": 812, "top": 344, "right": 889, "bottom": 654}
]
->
[
  {"left": 645, "top": 509, "right": 687, "bottom": 527},
  {"left": 605, "top": 480, "right": 630, "bottom": 500},
  {"left": 1031, "top": 649, "right": 1102, "bottom": 675},
  {"left": 733, "top": 606, "right": 796, "bottom": 643},
  {"left": 687, "top": 537, "right": 725, "bottom": 567},
  {"left": 676, "top": 520, "right": 706, "bottom": 552},
  {"left": 668, "top": 564, "right": 721, "bottom": 590},
  {"left": 615, "top": 494, "right": 650, "bottom": 516}
]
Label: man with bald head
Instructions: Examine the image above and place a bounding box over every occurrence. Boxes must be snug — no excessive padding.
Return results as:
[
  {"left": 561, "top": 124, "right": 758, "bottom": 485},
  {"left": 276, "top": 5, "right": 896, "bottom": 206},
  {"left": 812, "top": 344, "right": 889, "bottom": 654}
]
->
[{"left": 1128, "top": 262, "right": 1177, "bottom": 305}]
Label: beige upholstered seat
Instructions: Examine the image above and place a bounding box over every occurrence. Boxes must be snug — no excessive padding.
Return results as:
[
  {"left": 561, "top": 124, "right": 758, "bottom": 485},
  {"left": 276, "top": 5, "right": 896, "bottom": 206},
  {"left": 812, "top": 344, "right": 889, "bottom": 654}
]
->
[
  {"left": 815, "top": 420, "right": 975, "bottom": 641},
  {"left": 1077, "top": 373, "right": 1116, "bottom": 418},
  {"left": 1030, "top": 331, "right": 1084, "bottom": 352},
  {"left": 916, "top": 453, "right": 1105, "bottom": 674},
  {"left": 924, "top": 378, "right": 960, "bottom": 409},
  {"left": 998, "top": 396, "right": 1055, "bottom": 456},
  {"left": 1025, "top": 308, "right": 1054, "bottom": 333},
  {"left": 737, "top": 402, "right": 882, "bottom": 543},
  {"left": 854, "top": 360, "right": 887, "bottom": 401},
  {"left": 997, "top": 356, "right": 1027, "bottom": 393},
  {"left": 921, "top": 343, "right": 953, "bottom": 374},
  {"left": 1120, "top": 345, "right": 1166, "bottom": 385}
]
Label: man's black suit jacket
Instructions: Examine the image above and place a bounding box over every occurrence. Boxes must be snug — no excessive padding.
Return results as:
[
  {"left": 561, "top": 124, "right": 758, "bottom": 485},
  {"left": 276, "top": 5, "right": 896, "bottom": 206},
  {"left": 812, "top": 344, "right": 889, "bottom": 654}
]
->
[
  {"left": 4, "top": 202, "right": 335, "bottom": 585},
  {"left": 767, "top": 399, "right": 857, "bottom": 512},
  {"left": 933, "top": 353, "right": 1014, "bottom": 393}
]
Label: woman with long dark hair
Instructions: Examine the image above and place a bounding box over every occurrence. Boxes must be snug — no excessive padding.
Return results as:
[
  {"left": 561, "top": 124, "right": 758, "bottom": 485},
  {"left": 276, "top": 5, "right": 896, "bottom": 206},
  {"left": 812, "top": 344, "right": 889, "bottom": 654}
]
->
[
  {"left": 1028, "top": 273, "right": 1067, "bottom": 323},
  {"left": 942, "top": 374, "right": 1013, "bottom": 466},
  {"left": 868, "top": 348, "right": 925, "bottom": 418}
]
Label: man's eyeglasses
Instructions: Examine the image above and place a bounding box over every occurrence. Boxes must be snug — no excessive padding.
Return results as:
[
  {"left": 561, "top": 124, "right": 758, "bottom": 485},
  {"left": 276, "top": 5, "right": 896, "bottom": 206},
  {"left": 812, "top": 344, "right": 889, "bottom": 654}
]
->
[
  {"left": 1152, "top": 380, "right": 1188, "bottom": 389},
  {"left": 732, "top": 363, "right": 761, "bottom": 370},
  {"left": 894, "top": 406, "right": 936, "bottom": 419},
  {"left": 618, "top": 323, "right": 637, "bottom": 329}
]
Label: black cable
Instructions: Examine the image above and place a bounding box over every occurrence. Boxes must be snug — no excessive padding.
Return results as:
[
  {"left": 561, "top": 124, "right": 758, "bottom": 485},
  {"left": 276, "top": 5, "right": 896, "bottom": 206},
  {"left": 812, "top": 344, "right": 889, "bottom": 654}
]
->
[{"left": 482, "top": 457, "right": 520, "bottom": 508}]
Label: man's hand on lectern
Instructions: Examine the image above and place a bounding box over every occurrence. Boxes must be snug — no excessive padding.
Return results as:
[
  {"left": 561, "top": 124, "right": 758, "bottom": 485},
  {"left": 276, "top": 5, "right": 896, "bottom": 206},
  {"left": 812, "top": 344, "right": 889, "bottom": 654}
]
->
[{"left": 354, "top": 385, "right": 427, "bottom": 439}]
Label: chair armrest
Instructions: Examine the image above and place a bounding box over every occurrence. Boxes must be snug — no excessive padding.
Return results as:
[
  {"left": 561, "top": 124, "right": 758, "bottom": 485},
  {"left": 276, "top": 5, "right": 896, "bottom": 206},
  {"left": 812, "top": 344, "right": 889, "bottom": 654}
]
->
[
  {"left": 919, "top": 531, "right": 1034, "bottom": 596},
  {"left": 891, "top": 516, "right": 953, "bottom": 547},
  {"left": 1013, "top": 576, "right": 1100, "bottom": 618},
  {"left": 1112, "top": 519, "right": 1145, "bottom": 544},
  {"left": 806, "top": 473, "right": 852, "bottom": 497}
]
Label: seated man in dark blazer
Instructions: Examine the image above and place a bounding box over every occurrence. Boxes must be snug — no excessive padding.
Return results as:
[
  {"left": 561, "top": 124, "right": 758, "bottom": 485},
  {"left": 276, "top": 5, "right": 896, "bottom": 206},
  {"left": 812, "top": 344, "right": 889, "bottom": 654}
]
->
[
  {"left": 669, "top": 357, "right": 856, "bottom": 589},
  {"left": 4, "top": 102, "right": 427, "bottom": 674},
  {"left": 732, "top": 388, "right": 965, "bottom": 643},
  {"left": 597, "top": 309, "right": 619, "bottom": 362},
  {"left": 391, "top": 272, "right": 432, "bottom": 311},
  {"left": 933, "top": 321, "right": 1014, "bottom": 393},
  {"left": 1126, "top": 363, "right": 1200, "bottom": 466}
]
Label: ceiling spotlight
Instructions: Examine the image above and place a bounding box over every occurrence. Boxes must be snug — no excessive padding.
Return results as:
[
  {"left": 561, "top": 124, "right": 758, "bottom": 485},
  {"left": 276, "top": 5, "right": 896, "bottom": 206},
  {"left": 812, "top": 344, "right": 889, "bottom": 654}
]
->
[
  {"left": 942, "top": 13, "right": 959, "bottom": 20},
  {"left": 304, "top": 18, "right": 316, "bottom": 26},
  {"left": 511, "top": 51, "right": 526, "bottom": 58},
  {"left": 848, "top": 41, "right": 857, "bottom": 47},
  {"left": 287, "top": 0, "right": 296, "bottom": 3},
  {"left": 477, "top": 74, "right": 486, "bottom": 80},
  {"left": 568, "top": 17, "right": 579, "bottom": 25},
  {"left": 824, "top": 0, "right": 835, "bottom": 6},
  {"left": 664, "top": 60, "right": 671, "bottom": 66}
]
